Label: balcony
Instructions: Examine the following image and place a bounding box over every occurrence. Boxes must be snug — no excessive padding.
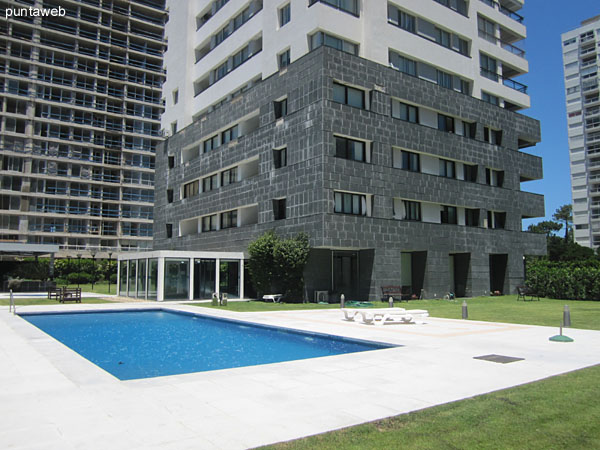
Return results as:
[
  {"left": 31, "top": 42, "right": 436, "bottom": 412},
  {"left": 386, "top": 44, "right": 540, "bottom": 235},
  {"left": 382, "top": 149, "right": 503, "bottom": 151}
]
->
[
  {"left": 479, "top": 0, "right": 524, "bottom": 23},
  {"left": 480, "top": 68, "right": 527, "bottom": 94}
]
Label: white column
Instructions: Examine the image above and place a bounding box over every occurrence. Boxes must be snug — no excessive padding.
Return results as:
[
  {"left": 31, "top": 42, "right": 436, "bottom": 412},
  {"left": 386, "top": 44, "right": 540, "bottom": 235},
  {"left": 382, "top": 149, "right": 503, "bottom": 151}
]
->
[
  {"left": 188, "top": 258, "right": 194, "bottom": 301},
  {"left": 215, "top": 258, "right": 220, "bottom": 295},
  {"left": 239, "top": 259, "right": 244, "bottom": 299},
  {"left": 116, "top": 260, "right": 121, "bottom": 296},
  {"left": 157, "top": 257, "right": 165, "bottom": 301}
]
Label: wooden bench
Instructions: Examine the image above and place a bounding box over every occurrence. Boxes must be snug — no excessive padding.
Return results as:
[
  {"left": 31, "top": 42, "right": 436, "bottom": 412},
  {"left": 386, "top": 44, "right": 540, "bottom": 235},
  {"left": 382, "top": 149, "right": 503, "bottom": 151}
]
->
[
  {"left": 517, "top": 285, "right": 539, "bottom": 301},
  {"left": 381, "top": 285, "right": 412, "bottom": 302},
  {"left": 47, "top": 287, "right": 63, "bottom": 301},
  {"left": 59, "top": 287, "right": 82, "bottom": 303}
]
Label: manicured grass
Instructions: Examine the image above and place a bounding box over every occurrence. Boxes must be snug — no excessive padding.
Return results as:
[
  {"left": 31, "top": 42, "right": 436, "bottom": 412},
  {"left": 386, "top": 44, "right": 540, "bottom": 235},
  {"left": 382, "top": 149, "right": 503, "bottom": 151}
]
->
[
  {"left": 0, "top": 297, "right": 113, "bottom": 306},
  {"left": 53, "top": 281, "right": 116, "bottom": 296},
  {"left": 195, "top": 295, "right": 600, "bottom": 330},
  {"left": 261, "top": 364, "right": 600, "bottom": 450}
]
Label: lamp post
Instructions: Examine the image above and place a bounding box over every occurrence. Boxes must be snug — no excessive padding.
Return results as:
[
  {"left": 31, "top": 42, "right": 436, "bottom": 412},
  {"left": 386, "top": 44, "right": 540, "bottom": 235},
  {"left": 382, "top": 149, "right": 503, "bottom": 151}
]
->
[
  {"left": 91, "top": 252, "right": 96, "bottom": 291},
  {"left": 108, "top": 252, "right": 113, "bottom": 294},
  {"left": 77, "top": 254, "right": 82, "bottom": 288}
]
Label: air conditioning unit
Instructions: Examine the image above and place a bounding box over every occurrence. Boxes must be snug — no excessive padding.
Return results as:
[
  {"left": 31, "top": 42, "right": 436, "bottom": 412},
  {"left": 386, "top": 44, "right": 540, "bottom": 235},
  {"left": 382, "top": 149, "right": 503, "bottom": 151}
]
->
[{"left": 314, "top": 291, "right": 329, "bottom": 303}]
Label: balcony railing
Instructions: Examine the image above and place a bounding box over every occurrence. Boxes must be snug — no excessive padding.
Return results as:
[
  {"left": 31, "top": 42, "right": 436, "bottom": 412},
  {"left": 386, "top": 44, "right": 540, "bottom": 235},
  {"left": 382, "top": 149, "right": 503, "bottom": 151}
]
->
[
  {"left": 479, "top": 0, "right": 523, "bottom": 23},
  {"left": 478, "top": 30, "right": 525, "bottom": 58},
  {"left": 480, "top": 68, "right": 528, "bottom": 94}
]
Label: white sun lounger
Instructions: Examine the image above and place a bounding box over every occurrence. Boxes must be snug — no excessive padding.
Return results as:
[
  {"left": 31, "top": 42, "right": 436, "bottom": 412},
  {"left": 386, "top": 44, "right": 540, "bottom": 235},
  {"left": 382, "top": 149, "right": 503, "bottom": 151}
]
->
[
  {"left": 342, "top": 307, "right": 407, "bottom": 321},
  {"left": 358, "top": 309, "right": 429, "bottom": 325}
]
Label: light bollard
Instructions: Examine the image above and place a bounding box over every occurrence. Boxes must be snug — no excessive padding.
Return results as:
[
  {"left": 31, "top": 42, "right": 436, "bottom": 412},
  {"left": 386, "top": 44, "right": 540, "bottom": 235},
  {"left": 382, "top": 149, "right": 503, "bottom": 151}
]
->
[
  {"left": 462, "top": 300, "right": 468, "bottom": 319},
  {"left": 211, "top": 292, "right": 219, "bottom": 306},
  {"left": 389, "top": 296, "right": 394, "bottom": 308},
  {"left": 563, "top": 305, "right": 571, "bottom": 328},
  {"left": 340, "top": 294, "right": 345, "bottom": 309}
]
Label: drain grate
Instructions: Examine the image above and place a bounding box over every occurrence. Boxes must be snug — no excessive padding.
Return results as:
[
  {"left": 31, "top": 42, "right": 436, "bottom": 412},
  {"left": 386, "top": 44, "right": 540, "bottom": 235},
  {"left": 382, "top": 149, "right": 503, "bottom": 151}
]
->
[{"left": 473, "top": 354, "right": 524, "bottom": 364}]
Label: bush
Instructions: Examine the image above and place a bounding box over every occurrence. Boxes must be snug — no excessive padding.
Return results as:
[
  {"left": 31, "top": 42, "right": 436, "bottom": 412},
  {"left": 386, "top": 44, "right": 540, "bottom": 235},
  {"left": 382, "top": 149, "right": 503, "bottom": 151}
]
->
[
  {"left": 110, "top": 273, "right": 118, "bottom": 284},
  {"left": 66, "top": 272, "right": 92, "bottom": 284},
  {"left": 526, "top": 259, "right": 600, "bottom": 301}
]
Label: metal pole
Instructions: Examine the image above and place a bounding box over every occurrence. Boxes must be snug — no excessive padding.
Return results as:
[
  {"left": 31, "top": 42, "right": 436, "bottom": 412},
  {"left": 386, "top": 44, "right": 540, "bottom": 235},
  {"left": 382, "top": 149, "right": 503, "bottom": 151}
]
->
[
  {"left": 91, "top": 253, "right": 96, "bottom": 291},
  {"left": 340, "top": 294, "right": 345, "bottom": 308},
  {"left": 108, "top": 252, "right": 113, "bottom": 294},
  {"left": 389, "top": 296, "right": 394, "bottom": 308},
  {"left": 9, "top": 289, "right": 14, "bottom": 314},
  {"left": 563, "top": 305, "right": 571, "bottom": 327},
  {"left": 462, "top": 300, "right": 468, "bottom": 319}
]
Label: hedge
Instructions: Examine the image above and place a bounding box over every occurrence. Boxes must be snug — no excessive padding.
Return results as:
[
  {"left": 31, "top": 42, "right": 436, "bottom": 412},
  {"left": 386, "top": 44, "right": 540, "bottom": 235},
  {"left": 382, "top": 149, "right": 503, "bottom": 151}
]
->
[{"left": 526, "top": 259, "right": 600, "bottom": 301}]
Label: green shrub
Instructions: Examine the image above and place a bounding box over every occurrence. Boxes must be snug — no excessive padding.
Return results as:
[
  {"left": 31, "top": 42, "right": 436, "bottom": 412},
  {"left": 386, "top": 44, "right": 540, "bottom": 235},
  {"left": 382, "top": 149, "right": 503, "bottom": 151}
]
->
[
  {"left": 66, "top": 272, "right": 92, "bottom": 284},
  {"left": 526, "top": 259, "right": 600, "bottom": 300}
]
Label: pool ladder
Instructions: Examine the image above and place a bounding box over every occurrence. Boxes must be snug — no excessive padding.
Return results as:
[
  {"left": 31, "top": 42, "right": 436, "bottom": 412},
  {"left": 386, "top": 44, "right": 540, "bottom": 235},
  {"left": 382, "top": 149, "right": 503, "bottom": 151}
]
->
[{"left": 8, "top": 289, "right": 15, "bottom": 314}]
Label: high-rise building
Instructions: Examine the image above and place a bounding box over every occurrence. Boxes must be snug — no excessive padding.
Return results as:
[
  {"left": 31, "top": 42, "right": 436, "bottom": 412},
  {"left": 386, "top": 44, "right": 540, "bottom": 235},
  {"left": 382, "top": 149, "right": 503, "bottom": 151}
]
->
[
  {"left": 562, "top": 15, "right": 600, "bottom": 250},
  {"left": 0, "top": 0, "right": 166, "bottom": 257},
  {"left": 142, "top": 0, "right": 545, "bottom": 301}
]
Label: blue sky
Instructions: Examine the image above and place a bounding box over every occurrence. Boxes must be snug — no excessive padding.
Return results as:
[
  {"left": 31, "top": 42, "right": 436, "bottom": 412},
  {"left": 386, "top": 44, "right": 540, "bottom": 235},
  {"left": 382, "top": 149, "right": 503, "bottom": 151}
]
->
[{"left": 519, "top": 1, "right": 599, "bottom": 227}]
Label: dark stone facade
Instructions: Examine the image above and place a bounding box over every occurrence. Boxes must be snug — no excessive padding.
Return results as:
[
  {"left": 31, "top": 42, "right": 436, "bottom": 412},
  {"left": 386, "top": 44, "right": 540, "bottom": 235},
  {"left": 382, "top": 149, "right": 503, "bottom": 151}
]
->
[{"left": 154, "top": 46, "right": 546, "bottom": 301}]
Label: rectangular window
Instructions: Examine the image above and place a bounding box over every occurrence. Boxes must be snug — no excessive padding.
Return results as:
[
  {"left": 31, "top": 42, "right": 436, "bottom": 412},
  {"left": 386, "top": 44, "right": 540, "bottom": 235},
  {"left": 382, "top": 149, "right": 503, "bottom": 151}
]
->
[
  {"left": 463, "top": 164, "right": 478, "bottom": 182},
  {"left": 437, "top": 70, "right": 453, "bottom": 89},
  {"left": 439, "top": 159, "right": 456, "bottom": 178},
  {"left": 183, "top": 180, "right": 199, "bottom": 199},
  {"left": 168, "top": 155, "right": 175, "bottom": 169},
  {"left": 465, "top": 208, "right": 479, "bottom": 227},
  {"left": 310, "top": 32, "right": 359, "bottom": 56},
  {"left": 221, "top": 210, "right": 237, "bottom": 229},
  {"left": 334, "top": 191, "right": 367, "bottom": 216},
  {"left": 457, "top": 38, "right": 469, "bottom": 56},
  {"left": 389, "top": 51, "right": 417, "bottom": 77},
  {"left": 203, "top": 174, "right": 218, "bottom": 192},
  {"left": 203, "top": 135, "right": 219, "bottom": 153},
  {"left": 166, "top": 223, "right": 173, "bottom": 238},
  {"left": 463, "top": 121, "right": 477, "bottom": 138},
  {"left": 309, "top": 0, "right": 359, "bottom": 17},
  {"left": 221, "top": 167, "right": 237, "bottom": 187},
  {"left": 335, "top": 136, "right": 367, "bottom": 162},
  {"left": 484, "top": 127, "right": 502, "bottom": 145},
  {"left": 435, "top": 27, "right": 451, "bottom": 48},
  {"left": 482, "top": 92, "right": 499, "bottom": 106},
  {"left": 273, "top": 147, "right": 287, "bottom": 169},
  {"left": 167, "top": 189, "right": 174, "bottom": 203},
  {"left": 391, "top": 100, "right": 418, "bottom": 123},
  {"left": 388, "top": 6, "right": 415, "bottom": 33},
  {"left": 441, "top": 205, "right": 458, "bottom": 224},
  {"left": 487, "top": 211, "right": 506, "bottom": 229},
  {"left": 202, "top": 215, "right": 217, "bottom": 232},
  {"left": 403, "top": 200, "right": 421, "bottom": 221},
  {"left": 278, "top": 49, "right": 290, "bottom": 69},
  {"left": 279, "top": 3, "right": 291, "bottom": 27},
  {"left": 221, "top": 125, "right": 239, "bottom": 144},
  {"left": 438, "top": 114, "right": 455, "bottom": 133},
  {"left": 273, "top": 198, "right": 286, "bottom": 220},
  {"left": 333, "top": 82, "right": 365, "bottom": 109},
  {"left": 401, "top": 150, "right": 420, "bottom": 172},
  {"left": 485, "top": 168, "right": 504, "bottom": 187},
  {"left": 480, "top": 53, "right": 498, "bottom": 81},
  {"left": 274, "top": 98, "right": 288, "bottom": 119}
]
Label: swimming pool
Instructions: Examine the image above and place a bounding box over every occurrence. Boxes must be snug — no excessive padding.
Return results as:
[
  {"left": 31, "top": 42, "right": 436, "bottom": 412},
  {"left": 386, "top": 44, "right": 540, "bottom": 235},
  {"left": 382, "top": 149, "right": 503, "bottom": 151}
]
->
[{"left": 20, "top": 309, "right": 395, "bottom": 380}]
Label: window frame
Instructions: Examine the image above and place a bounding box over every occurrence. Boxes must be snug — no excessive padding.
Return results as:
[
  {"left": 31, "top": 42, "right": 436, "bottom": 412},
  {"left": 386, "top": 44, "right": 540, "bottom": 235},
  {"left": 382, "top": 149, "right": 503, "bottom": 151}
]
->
[{"left": 333, "top": 82, "right": 365, "bottom": 109}]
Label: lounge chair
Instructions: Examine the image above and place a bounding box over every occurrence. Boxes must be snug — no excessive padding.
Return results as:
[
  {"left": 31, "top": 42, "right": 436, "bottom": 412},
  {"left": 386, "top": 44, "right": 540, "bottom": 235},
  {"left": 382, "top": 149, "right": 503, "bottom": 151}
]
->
[
  {"left": 341, "top": 307, "right": 406, "bottom": 321},
  {"left": 358, "top": 309, "right": 429, "bottom": 325}
]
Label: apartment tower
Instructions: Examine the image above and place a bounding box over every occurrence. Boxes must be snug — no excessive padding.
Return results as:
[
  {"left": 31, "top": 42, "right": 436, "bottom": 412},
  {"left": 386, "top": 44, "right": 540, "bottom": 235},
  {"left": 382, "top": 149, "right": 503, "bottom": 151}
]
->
[
  {"left": 562, "top": 15, "right": 600, "bottom": 250},
  {"left": 153, "top": 0, "right": 545, "bottom": 301},
  {"left": 0, "top": 0, "right": 166, "bottom": 257}
]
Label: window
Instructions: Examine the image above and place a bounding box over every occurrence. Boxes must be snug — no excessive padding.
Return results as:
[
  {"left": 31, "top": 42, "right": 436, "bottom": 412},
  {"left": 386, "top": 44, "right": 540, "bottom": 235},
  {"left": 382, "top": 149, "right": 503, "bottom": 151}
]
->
[
  {"left": 333, "top": 82, "right": 365, "bottom": 109},
  {"left": 310, "top": 32, "right": 359, "bottom": 56},
  {"left": 203, "top": 174, "right": 218, "bottom": 192},
  {"left": 221, "top": 125, "right": 239, "bottom": 144},
  {"left": 391, "top": 100, "right": 418, "bottom": 123},
  {"left": 203, "top": 134, "right": 219, "bottom": 153},
  {"left": 482, "top": 92, "right": 499, "bottom": 106},
  {"left": 278, "top": 49, "right": 290, "bottom": 69},
  {"left": 172, "top": 89, "right": 179, "bottom": 105},
  {"left": 183, "top": 180, "right": 199, "bottom": 199},
  {"left": 388, "top": 6, "right": 415, "bottom": 33},
  {"left": 457, "top": 38, "right": 469, "bottom": 56},
  {"left": 441, "top": 206, "right": 458, "bottom": 224},
  {"left": 309, "top": 0, "right": 359, "bottom": 17},
  {"left": 221, "top": 167, "right": 237, "bottom": 186},
  {"left": 463, "top": 164, "right": 478, "bottom": 182},
  {"left": 166, "top": 224, "right": 173, "bottom": 238},
  {"left": 334, "top": 191, "right": 367, "bottom": 216},
  {"left": 465, "top": 208, "right": 479, "bottom": 227},
  {"left": 389, "top": 51, "right": 417, "bottom": 76},
  {"left": 437, "top": 70, "right": 453, "bottom": 89},
  {"left": 167, "top": 189, "right": 173, "bottom": 203},
  {"left": 463, "top": 121, "right": 477, "bottom": 138},
  {"left": 274, "top": 98, "right": 288, "bottom": 119},
  {"left": 168, "top": 156, "right": 175, "bottom": 169},
  {"left": 485, "top": 168, "right": 504, "bottom": 187},
  {"left": 478, "top": 16, "right": 496, "bottom": 43},
  {"left": 438, "top": 114, "right": 455, "bottom": 133},
  {"left": 439, "top": 159, "right": 456, "bottom": 178},
  {"left": 484, "top": 127, "right": 502, "bottom": 145},
  {"left": 403, "top": 200, "right": 421, "bottom": 221},
  {"left": 279, "top": 3, "right": 290, "bottom": 27},
  {"left": 202, "top": 215, "right": 217, "bottom": 232},
  {"left": 273, "top": 198, "right": 286, "bottom": 220},
  {"left": 221, "top": 210, "right": 237, "bottom": 229},
  {"left": 401, "top": 150, "right": 420, "bottom": 172},
  {"left": 480, "top": 53, "right": 498, "bottom": 81},
  {"left": 487, "top": 211, "right": 506, "bottom": 229},
  {"left": 171, "top": 122, "right": 177, "bottom": 135},
  {"left": 273, "top": 147, "right": 287, "bottom": 168},
  {"left": 435, "top": 28, "right": 451, "bottom": 48},
  {"left": 335, "top": 136, "right": 367, "bottom": 162}
]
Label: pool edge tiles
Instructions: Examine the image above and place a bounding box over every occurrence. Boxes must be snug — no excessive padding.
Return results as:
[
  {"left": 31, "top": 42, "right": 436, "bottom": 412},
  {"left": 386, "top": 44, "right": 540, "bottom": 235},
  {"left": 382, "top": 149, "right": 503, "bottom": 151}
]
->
[{"left": 18, "top": 308, "right": 398, "bottom": 381}]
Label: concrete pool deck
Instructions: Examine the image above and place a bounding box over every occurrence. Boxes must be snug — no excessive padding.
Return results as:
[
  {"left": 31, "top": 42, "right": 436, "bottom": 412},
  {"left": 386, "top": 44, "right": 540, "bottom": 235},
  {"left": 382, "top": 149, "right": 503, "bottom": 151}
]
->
[{"left": 1, "top": 302, "right": 599, "bottom": 450}]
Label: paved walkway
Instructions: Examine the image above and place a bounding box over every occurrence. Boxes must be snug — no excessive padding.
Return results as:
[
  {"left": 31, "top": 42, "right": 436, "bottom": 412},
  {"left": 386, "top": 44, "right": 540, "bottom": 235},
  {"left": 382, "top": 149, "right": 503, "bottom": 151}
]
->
[{"left": 1, "top": 303, "right": 599, "bottom": 449}]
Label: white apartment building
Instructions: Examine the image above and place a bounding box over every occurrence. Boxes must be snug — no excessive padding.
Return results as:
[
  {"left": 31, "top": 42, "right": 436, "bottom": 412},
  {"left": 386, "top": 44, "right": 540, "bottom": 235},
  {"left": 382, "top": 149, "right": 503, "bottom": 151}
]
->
[
  {"left": 163, "top": 0, "right": 531, "bottom": 130},
  {"left": 562, "top": 15, "right": 600, "bottom": 250}
]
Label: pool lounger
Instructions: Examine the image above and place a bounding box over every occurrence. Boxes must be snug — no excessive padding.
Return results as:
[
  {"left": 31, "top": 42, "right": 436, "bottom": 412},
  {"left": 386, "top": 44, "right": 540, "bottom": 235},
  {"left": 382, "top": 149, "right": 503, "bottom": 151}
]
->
[
  {"left": 358, "top": 309, "right": 429, "bottom": 325},
  {"left": 341, "top": 307, "right": 407, "bottom": 321}
]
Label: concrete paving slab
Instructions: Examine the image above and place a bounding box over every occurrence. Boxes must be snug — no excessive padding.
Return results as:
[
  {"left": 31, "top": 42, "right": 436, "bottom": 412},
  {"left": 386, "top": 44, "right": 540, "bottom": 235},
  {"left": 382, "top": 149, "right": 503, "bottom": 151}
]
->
[{"left": 1, "top": 303, "right": 599, "bottom": 449}]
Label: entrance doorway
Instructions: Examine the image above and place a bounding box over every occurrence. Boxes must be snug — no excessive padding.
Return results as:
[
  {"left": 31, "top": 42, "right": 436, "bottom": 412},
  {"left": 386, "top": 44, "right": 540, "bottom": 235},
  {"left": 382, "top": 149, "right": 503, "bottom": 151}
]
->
[
  {"left": 489, "top": 254, "right": 508, "bottom": 294},
  {"left": 333, "top": 251, "right": 358, "bottom": 299},
  {"left": 449, "top": 253, "right": 470, "bottom": 297},
  {"left": 194, "top": 258, "right": 215, "bottom": 299}
]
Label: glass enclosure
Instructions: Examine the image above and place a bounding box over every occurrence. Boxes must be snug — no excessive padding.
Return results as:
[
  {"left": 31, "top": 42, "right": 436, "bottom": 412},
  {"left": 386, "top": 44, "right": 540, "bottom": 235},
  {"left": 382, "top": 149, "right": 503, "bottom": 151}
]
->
[
  {"left": 219, "top": 260, "right": 240, "bottom": 298},
  {"left": 164, "top": 258, "right": 189, "bottom": 300},
  {"left": 127, "top": 260, "right": 137, "bottom": 297},
  {"left": 119, "top": 261, "right": 127, "bottom": 295},
  {"left": 136, "top": 259, "right": 147, "bottom": 299},
  {"left": 194, "top": 258, "right": 216, "bottom": 299},
  {"left": 147, "top": 258, "right": 158, "bottom": 300}
]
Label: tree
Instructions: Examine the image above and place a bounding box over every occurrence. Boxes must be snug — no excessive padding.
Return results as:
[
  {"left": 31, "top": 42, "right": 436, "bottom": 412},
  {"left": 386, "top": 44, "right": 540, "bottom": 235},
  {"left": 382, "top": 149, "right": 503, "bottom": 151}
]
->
[
  {"left": 247, "top": 230, "right": 278, "bottom": 298},
  {"left": 527, "top": 220, "right": 562, "bottom": 238},
  {"left": 552, "top": 204, "right": 573, "bottom": 242}
]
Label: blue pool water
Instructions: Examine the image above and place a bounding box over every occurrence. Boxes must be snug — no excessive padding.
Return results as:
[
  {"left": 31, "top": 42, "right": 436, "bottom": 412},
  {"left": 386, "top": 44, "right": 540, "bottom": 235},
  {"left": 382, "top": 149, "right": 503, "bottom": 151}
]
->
[{"left": 20, "top": 309, "right": 394, "bottom": 380}]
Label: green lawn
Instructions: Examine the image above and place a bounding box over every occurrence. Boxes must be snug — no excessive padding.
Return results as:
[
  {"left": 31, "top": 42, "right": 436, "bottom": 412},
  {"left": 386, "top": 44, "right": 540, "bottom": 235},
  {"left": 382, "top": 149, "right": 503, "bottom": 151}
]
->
[
  {"left": 195, "top": 295, "right": 600, "bottom": 330},
  {"left": 0, "top": 297, "right": 113, "bottom": 306},
  {"left": 54, "top": 281, "right": 117, "bottom": 296},
  {"left": 261, "top": 364, "right": 600, "bottom": 450}
]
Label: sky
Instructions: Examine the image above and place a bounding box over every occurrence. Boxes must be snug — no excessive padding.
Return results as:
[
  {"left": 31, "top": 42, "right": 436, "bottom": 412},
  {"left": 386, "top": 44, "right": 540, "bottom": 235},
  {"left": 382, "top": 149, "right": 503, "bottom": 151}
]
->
[{"left": 518, "top": 0, "right": 600, "bottom": 228}]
